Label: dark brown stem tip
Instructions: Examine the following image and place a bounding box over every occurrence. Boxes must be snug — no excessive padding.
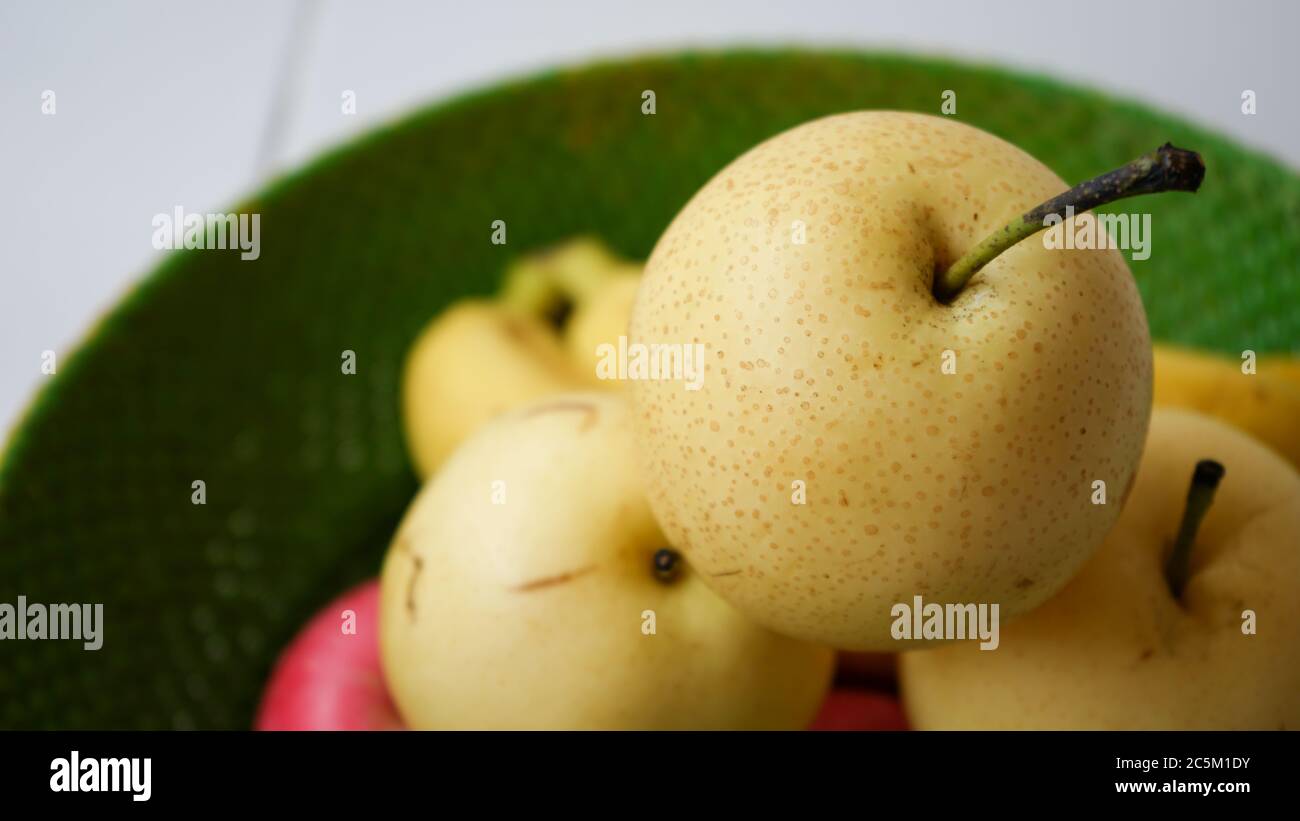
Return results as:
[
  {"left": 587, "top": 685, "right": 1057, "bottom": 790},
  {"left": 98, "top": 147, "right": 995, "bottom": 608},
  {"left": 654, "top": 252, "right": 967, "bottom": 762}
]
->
[
  {"left": 1021, "top": 143, "right": 1206, "bottom": 226},
  {"left": 1191, "top": 458, "right": 1226, "bottom": 490},
  {"left": 1164, "top": 458, "right": 1224, "bottom": 601},
  {"left": 1153, "top": 143, "right": 1206, "bottom": 194}
]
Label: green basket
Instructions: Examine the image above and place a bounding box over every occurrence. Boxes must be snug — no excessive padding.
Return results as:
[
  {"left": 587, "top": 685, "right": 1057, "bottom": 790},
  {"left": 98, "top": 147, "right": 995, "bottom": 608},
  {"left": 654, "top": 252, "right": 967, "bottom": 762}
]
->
[{"left": 2, "top": 50, "right": 1297, "bottom": 729}]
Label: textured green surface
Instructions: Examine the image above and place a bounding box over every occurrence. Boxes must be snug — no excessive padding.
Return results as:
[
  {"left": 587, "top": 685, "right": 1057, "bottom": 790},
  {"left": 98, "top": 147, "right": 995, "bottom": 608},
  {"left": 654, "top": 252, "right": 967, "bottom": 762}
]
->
[{"left": 1, "top": 51, "right": 1297, "bottom": 729}]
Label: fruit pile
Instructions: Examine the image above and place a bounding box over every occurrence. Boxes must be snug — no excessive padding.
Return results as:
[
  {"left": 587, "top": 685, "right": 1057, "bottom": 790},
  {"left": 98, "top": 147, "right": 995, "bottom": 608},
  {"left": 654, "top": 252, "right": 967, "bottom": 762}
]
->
[{"left": 258, "top": 113, "right": 1300, "bottom": 730}]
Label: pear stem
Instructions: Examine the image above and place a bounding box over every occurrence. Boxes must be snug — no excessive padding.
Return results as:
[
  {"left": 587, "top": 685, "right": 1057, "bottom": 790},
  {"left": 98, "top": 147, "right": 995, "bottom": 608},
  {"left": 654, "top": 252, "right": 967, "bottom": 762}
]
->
[
  {"left": 1164, "top": 459, "right": 1226, "bottom": 600},
  {"left": 932, "top": 143, "right": 1206, "bottom": 303}
]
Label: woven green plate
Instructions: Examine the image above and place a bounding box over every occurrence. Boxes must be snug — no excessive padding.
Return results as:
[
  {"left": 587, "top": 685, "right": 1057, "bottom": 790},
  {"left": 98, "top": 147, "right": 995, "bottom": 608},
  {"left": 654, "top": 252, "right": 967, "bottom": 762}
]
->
[{"left": 2, "top": 50, "right": 1297, "bottom": 729}]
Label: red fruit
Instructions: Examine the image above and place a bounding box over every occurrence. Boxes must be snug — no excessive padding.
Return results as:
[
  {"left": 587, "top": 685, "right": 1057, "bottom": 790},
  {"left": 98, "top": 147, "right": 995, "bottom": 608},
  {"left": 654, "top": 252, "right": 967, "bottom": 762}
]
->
[
  {"left": 809, "top": 689, "right": 909, "bottom": 731},
  {"left": 255, "top": 580, "right": 404, "bottom": 730}
]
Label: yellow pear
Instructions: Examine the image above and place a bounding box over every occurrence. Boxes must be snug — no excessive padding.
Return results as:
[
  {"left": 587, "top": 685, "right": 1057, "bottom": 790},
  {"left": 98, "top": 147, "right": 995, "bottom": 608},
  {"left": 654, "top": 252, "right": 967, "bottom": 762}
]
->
[
  {"left": 499, "top": 235, "right": 626, "bottom": 318},
  {"left": 400, "top": 301, "right": 584, "bottom": 478},
  {"left": 629, "top": 112, "right": 1153, "bottom": 650},
  {"left": 402, "top": 239, "right": 639, "bottom": 477},
  {"left": 900, "top": 407, "right": 1300, "bottom": 729},
  {"left": 380, "top": 392, "right": 834, "bottom": 729},
  {"left": 564, "top": 266, "right": 642, "bottom": 386},
  {"left": 1153, "top": 343, "right": 1300, "bottom": 469},
  {"left": 1259, "top": 354, "right": 1300, "bottom": 388}
]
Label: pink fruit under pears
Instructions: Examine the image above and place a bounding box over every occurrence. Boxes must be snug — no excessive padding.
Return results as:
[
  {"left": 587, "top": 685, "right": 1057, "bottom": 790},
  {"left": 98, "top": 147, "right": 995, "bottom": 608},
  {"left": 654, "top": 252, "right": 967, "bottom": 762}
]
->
[
  {"left": 809, "top": 689, "right": 909, "bottom": 731},
  {"left": 256, "top": 580, "right": 404, "bottom": 731},
  {"left": 837, "top": 652, "right": 897, "bottom": 688}
]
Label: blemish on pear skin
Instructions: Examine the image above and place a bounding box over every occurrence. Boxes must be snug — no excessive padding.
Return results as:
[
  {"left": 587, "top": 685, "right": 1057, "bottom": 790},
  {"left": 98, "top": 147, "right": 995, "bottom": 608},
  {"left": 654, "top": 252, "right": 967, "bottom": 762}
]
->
[
  {"left": 513, "top": 564, "right": 596, "bottom": 592},
  {"left": 711, "top": 569, "right": 742, "bottom": 578},
  {"left": 406, "top": 554, "right": 424, "bottom": 623},
  {"left": 1014, "top": 577, "right": 1034, "bottom": 590},
  {"left": 1138, "top": 648, "right": 1155, "bottom": 662},
  {"left": 523, "top": 400, "right": 599, "bottom": 432},
  {"left": 395, "top": 535, "right": 424, "bottom": 621}
]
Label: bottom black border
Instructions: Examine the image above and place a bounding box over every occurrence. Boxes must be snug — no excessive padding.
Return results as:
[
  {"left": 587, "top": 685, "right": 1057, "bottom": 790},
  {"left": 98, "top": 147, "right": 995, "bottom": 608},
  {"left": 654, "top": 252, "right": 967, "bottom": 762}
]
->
[{"left": 0, "top": 730, "right": 1288, "bottom": 807}]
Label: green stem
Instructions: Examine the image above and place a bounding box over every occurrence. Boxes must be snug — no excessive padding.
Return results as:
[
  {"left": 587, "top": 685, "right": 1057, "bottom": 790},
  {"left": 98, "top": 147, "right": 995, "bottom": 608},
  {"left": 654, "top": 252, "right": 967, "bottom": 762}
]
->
[
  {"left": 933, "top": 143, "right": 1205, "bottom": 303},
  {"left": 1165, "top": 459, "right": 1226, "bottom": 600}
]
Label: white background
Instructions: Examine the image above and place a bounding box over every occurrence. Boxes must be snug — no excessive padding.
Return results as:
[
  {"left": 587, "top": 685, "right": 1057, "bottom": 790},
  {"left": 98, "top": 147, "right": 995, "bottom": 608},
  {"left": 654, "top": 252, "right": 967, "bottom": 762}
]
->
[{"left": 2, "top": 0, "right": 1297, "bottom": 435}]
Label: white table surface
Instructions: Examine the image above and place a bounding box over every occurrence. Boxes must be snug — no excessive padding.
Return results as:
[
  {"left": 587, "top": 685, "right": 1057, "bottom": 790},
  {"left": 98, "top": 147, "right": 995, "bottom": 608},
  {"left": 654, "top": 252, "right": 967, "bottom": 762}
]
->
[{"left": 2, "top": 0, "right": 1297, "bottom": 435}]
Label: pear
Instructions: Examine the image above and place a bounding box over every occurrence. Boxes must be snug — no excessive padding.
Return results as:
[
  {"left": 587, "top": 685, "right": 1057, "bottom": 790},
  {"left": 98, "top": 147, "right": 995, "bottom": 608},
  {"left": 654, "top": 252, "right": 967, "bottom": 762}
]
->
[
  {"left": 402, "top": 239, "right": 640, "bottom": 478},
  {"left": 1154, "top": 343, "right": 1300, "bottom": 469},
  {"left": 500, "top": 235, "right": 627, "bottom": 319},
  {"left": 380, "top": 392, "right": 834, "bottom": 729},
  {"left": 1259, "top": 354, "right": 1300, "bottom": 388},
  {"left": 627, "top": 113, "right": 1192, "bottom": 649},
  {"left": 400, "top": 301, "right": 584, "bottom": 478},
  {"left": 564, "top": 266, "right": 642, "bottom": 386},
  {"left": 899, "top": 407, "right": 1300, "bottom": 729}
]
